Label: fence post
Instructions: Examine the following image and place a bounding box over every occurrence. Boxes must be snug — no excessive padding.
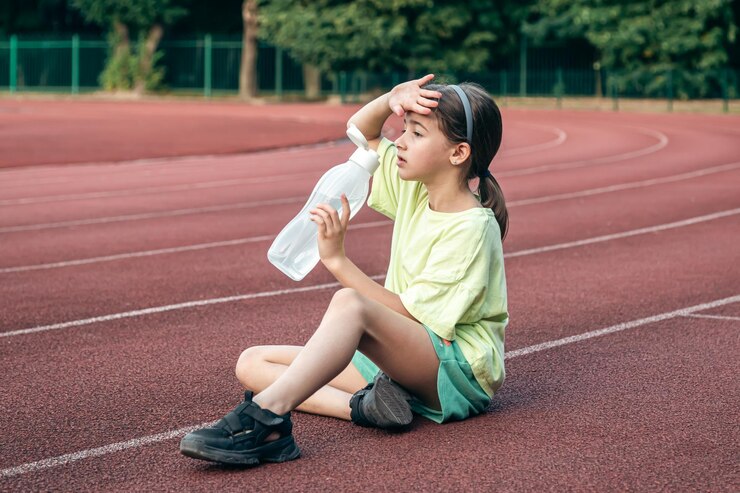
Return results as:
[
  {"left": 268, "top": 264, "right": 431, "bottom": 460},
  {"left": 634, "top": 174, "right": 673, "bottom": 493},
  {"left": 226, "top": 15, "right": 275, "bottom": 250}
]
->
[
  {"left": 71, "top": 34, "right": 80, "bottom": 94},
  {"left": 339, "top": 71, "right": 347, "bottom": 103},
  {"left": 609, "top": 72, "right": 619, "bottom": 111},
  {"left": 556, "top": 67, "right": 564, "bottom": 109},
  {"left": 352, "top": 72, "right": 360, "bottom": 103},
  {"left": 722, "top": 68, "right": 729, "bottom": 114},
  {"left": 275, "top": 46, "right": 283, "bottom": 100},
  {"left": 9, "top": 35, "right": 17, "bottom": 93},
  {"left": 666, "top": 69, "right": 673, "bottom": 112},
  {"left": 501, "top": 70, "right": 508, "bottom": 107},
  {"left": 203, "top": 34, "right": 212, "bottom": 98},
  {"left": 519, "top": 33, "right": 527, "bottom": 97}
]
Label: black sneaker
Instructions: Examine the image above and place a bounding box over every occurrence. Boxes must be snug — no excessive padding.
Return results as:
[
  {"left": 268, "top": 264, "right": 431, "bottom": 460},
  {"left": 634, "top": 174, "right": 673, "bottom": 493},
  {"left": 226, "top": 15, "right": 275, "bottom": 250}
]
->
[
  {"left": 180, "top": 391, "right": 300, "bottom": 466},
  {"left": 349, "top": 371, "right": 413, "bottom": 429}
]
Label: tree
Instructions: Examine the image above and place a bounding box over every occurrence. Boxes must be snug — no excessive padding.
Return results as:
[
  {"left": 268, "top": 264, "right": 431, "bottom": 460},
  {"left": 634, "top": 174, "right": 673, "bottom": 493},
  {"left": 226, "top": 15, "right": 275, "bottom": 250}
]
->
[
  {"left": 524, "top": 0, "right": 738, "bottom": 98},
  {"left": 240, "top": 0, "right": 258, "bottom": 99},
  {"left": 71, "top": 0, "right": 187, "bottom": 94},
  {"left": 396, "top": 0, "right": 530, "bottom": 75},
  {"left": 257, "top": 0, "right": 524, "bottom": 96},
  {"left": 256, "top": 0, "right": 409, "bottom": 98}
]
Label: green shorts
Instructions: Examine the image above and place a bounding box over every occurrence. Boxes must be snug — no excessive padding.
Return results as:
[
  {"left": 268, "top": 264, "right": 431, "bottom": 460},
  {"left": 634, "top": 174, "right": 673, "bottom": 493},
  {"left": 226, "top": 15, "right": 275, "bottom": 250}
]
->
[{"left": 350, "top": 325, "right": 491, "bottom": 424}]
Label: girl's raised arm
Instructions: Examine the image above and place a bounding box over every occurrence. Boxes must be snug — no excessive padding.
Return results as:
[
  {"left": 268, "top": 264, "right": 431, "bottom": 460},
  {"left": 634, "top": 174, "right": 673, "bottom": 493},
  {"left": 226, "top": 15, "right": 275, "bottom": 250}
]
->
[{"left": 347, "top": 74, "right": 442, "bottom": 151}]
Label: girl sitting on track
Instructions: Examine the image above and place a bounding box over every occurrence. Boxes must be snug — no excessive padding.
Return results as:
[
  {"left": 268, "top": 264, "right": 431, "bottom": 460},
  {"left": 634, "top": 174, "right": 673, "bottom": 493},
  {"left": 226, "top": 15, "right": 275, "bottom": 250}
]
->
[{"left": 180, "top": 74, "right": 509, "bottom": 466}]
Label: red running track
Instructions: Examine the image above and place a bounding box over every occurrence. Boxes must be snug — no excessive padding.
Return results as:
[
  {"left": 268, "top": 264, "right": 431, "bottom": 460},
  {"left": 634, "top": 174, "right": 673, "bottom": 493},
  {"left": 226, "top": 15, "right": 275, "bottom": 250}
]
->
[{"left": 0, "top": 101, "right": 739, "bottom": 491}]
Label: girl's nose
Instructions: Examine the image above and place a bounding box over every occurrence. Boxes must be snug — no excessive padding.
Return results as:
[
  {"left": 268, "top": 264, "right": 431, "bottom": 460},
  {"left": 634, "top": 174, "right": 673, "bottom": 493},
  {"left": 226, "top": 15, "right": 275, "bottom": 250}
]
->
[{"left": 394, "top": 131, "right": 406, "bottom": 149}]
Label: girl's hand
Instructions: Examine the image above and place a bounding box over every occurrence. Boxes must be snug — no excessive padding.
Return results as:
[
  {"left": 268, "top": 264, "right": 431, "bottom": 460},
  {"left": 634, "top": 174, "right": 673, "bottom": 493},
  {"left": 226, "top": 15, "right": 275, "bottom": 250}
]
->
[
  {"left": 309, "top": 194, "right": 351, "bottom": 267},
  {"left": 388, "top": 74, "right": 443, "bottom": 117}
]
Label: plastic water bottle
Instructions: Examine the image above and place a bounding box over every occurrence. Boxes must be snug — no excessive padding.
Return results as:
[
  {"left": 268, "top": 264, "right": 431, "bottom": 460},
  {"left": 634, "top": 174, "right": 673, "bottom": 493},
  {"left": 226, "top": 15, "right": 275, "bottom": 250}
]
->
[{"left": 268, "top": 124, "right": 380, "bottom": 281}]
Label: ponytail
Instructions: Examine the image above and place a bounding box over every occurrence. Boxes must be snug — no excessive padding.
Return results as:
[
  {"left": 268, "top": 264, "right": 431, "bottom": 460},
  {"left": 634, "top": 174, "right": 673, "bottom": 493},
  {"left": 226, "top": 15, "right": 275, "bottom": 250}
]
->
[
  {"left": 478, "top": 175, "right": 508, "bottom": 241},
  {"left": 423, "top": 81, "right": 508, "bottom": 241}
]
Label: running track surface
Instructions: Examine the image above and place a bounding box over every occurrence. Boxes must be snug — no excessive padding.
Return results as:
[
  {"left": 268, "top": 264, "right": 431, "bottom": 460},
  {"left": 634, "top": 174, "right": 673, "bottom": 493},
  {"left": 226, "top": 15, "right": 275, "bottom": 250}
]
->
[{"left": 0, "top": 100, "right": 738, "bottom": 491}]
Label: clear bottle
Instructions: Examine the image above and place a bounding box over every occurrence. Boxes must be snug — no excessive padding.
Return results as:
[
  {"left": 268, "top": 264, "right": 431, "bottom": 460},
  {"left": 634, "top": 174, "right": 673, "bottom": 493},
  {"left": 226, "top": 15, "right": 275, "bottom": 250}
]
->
[{"left": 267, "top": 124, "right": 380, "bottom": 281}]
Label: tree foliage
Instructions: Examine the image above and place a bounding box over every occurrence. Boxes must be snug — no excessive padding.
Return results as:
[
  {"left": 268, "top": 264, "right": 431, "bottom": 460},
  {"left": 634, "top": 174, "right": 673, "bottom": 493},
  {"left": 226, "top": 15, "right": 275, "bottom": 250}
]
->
[
  {"left": 71, "top": 0, "right": 187, "bottom": 92},
  {"left": 524, "top": 0, "right": 738, "bottom": 98},
  {"left": 257, "top": 0, "right": 527, "bottom": 74},
  {"left": 2, "top": 0, "right": 739, "bottom": 98},
  {"left": 72, "top": 0, "right": 186, "bottom": 33}
]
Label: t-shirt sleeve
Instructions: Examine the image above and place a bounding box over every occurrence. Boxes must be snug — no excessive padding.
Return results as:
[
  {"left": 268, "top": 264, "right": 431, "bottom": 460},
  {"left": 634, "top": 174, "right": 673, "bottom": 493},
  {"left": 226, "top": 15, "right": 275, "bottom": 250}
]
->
[
  {"left": 367, "top": 137, "right": 401, "bottom": 220},
  {"left": 399, "top": 219, "right": 492, "bottom": 341}
]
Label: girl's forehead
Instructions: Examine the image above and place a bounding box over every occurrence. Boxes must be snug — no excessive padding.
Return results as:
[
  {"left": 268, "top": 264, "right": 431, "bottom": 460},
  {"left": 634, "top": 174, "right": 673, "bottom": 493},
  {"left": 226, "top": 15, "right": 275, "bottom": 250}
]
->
[{"left": 404, "top": 111, "right": 437, "bottom": 128}]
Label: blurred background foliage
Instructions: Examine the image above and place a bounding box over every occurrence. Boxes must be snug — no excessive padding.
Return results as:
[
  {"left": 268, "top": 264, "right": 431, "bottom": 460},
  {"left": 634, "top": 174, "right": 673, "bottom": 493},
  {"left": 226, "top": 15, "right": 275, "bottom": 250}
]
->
[{"left": 0, "top": 0, "right": 738, "bottom": 98}]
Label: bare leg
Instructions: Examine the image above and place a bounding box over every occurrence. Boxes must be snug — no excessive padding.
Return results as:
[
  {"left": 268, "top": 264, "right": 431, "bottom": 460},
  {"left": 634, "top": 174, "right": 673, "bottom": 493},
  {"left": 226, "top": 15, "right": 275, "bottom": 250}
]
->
[
  {"left": 236, "top": 345, "right": 368, "bottom": 420},
  {"left": 253, "top": 288, "right": 440, "bottom": 416}
]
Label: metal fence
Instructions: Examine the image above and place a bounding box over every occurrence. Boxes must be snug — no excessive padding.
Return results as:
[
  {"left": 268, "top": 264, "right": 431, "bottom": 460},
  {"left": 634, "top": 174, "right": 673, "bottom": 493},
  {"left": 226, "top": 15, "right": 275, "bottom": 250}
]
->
[{"left": 1, "top": 35, "right": 737, "bottom": 111}]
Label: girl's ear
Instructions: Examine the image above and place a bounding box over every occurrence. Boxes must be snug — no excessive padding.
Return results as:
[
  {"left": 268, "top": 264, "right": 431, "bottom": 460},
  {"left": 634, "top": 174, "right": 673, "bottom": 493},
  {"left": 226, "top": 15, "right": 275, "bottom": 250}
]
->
[{"left": 449, "top": 142, "right": 471, "bottom": 166}]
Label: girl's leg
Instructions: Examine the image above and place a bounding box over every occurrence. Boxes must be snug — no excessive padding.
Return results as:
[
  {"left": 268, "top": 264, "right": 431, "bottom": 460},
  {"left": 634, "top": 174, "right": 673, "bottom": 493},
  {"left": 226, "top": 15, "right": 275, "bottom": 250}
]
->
[
  {"left": 253, "top": 288, "right": 441, "bottom": 417},
  {"left": 235, "top": 345, "right": 368, "bottom": 420}
]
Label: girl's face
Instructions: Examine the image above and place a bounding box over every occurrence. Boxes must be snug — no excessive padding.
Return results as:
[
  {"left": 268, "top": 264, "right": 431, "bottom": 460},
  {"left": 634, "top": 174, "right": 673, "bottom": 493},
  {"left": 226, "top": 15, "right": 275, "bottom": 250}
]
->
[{"left": 394, "top": 111, "right": 455, "bottom": 182}]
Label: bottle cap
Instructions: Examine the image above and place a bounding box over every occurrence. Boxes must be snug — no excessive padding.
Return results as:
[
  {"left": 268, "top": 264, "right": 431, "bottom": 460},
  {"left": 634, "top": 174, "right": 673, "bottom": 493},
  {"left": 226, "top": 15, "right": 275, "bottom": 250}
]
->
[{"left": 346, "top": 124, "right": 380, "bottom": 174}]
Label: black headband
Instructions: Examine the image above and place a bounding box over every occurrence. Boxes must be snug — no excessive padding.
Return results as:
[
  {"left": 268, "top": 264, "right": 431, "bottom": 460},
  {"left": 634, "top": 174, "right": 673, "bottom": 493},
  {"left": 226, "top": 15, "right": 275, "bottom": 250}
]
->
[
  {"left": 449, "top": 85, "right": 472, "bottom": 142},
  {"left": 449, "top": 84, "right": 491, "bottom": 179}
]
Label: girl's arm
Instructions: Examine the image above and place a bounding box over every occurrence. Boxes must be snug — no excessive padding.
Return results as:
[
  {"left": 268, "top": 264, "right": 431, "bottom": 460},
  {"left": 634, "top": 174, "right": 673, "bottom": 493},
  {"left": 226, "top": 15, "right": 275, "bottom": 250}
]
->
[
  {"left": 324, "top": 255, "right": 416, "bottom": 320},
  {"left": 347, "top": 74, "right": 442, "bottom": 151},
  {"left": 312, "top": 76, "right": 442, "bottom": 317},
  {"left": 311, "top": 195, "right": 417, "bottom": 320}
]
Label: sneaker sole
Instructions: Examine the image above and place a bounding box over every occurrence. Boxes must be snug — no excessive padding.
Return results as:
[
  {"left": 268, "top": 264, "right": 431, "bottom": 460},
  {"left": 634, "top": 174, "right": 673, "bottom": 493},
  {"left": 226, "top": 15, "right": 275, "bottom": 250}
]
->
[
  {"left": 179, "top": 435, "right": 301, "bottom": 466},
  {"left": 373, "top": 376, "right": 413, "bottom": 428}
]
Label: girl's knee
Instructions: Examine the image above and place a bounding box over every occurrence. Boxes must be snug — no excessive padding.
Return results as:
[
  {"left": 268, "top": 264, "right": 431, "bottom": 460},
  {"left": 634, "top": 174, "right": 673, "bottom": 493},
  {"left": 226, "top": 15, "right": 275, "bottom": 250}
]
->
[
  {"left": 330, "top": 288, "right": 367, "bottom": 321},
  {"left": 235, "top": 346, "right": 266, "bottom": 388}
]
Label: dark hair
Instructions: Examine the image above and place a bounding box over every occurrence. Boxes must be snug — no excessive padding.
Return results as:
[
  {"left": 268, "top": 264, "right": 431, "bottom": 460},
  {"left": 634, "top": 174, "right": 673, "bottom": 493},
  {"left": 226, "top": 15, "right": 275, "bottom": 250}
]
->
[{"left": 425, "top": 82, "right": 508, "bottom": 241}]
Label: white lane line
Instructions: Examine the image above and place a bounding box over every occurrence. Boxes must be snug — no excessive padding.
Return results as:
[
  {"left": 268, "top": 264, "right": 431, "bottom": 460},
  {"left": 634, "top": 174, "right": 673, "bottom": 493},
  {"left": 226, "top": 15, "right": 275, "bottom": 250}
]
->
[
  {"left": 4, "top": 206, "right": 738, "bottom": 338},
  {"left": 1, "top": 125, "right": 564, "bottom": 206},
  {"left": 508, "top": 161, "right": 740, "bottom": 207},
  {"left": 500, "top": 125, "right": 568, "bottom": 157},
  {"left": 680, "top": 313, "right": 740, "bottom": 322},
  {"left": 0, "top": 421, "right": 215, "bottom": 479},
  {"left": 0, "top": 276, "right": 383, "bottom": 338},
  {"left": 0, "top": 176, "right": 73, "bottom": 190},
  {"left": 0, "top": 171, "right": 322, "bottom": 206},
  {"left": 0, "top": 196, "right": 305, "bottom": 234},
  {"left": 0, "top": 221, "right": 392, "bottom": 274},
  {"left": 3, "top": 153, "right": 738, "bottom": 239},
  {"left": 505, "top": 295, "right": 740, "bottom": 358},
  {"left": 505, "top": 207, "right": 740, "bottom": 258},
  {"left": 2, "top": 293, "right": 737, "bottom": 479},
  {"left": 498, "top": 126, "right": 669, "bottom": 177},
  {"left": 0, "top": 125, "right": 565, "bottom": 193},
  {"left": 0, "top": 124, "right": 648, "bottom": 207},
  {"left": 0, "top": 137, "right": 346, "bottom": 183}
]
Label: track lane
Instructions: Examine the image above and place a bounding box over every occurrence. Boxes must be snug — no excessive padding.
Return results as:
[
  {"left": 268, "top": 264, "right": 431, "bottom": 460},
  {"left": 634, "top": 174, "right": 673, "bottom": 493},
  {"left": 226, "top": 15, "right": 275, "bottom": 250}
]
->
[
  {"left": 0, "top": 100, "right": 361, "bottom": 170},
  {"left": 0, "top": 114, "right": 565, "bottom": 194},
  {"left": 2, "top": 118, "right": 738, "bottom": 271},
  {"left": 1, "top": 299, "right": 737, "bottom": 491},
  {"left": 0, "top": 113, "right": 669, "bottom": 199},
  {"left": 1, "top": 106, "right": 738, "bottom": 491},
  {"left": 0, "top": 207, "right": 737, "bottom": 469},
  {"left": 2, "top": 115, "right": 736, "bottom": 237},
  {"left": 2, "top": 152, "right": 738, "bottom": 270},
  {"left": 1, "top": 164, "right": 738, "bottom": 330}
]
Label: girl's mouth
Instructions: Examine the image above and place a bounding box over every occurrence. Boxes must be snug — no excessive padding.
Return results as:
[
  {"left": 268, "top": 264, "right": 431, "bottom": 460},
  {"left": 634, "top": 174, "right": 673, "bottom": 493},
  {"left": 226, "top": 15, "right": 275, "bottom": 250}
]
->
[{"left": 397, "top": 156, "right": 406, "bottom": 166}]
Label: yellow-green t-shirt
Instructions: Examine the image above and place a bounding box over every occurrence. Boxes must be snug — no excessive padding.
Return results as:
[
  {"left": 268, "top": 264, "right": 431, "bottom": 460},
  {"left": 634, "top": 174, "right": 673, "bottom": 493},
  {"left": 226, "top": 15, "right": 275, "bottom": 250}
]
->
[{"left": 368, "top": 138, "right": 508, "bottom": 397}]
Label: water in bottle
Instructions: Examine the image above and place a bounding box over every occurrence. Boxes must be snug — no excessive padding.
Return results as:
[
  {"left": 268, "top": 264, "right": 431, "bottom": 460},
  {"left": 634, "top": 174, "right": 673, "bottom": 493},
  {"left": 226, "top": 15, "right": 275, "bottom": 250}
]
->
[{"left": 267, "top": 124, "right": 380, "bottom": 281}]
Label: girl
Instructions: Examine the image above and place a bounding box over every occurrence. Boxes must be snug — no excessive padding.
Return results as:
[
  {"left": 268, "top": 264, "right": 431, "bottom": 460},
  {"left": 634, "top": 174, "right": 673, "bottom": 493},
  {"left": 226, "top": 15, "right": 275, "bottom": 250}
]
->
[{"left": 180, "top": 74, "right": 509, "bottom": 466}]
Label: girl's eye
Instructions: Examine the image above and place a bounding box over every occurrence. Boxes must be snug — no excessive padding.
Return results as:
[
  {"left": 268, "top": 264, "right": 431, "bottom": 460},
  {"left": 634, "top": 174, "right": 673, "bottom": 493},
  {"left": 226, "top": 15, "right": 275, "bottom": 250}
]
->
[{"left": 413, "top": 131, "right": 422, "bottom": 137}]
